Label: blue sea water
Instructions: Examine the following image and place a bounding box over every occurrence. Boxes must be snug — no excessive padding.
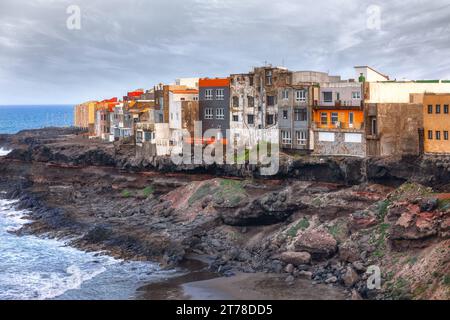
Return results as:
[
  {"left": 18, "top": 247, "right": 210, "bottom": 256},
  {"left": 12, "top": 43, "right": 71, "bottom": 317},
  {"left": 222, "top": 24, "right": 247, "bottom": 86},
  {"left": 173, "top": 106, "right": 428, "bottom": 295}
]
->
[
  {"left": 0, "top": 105, "right": 74, "bottom": 134},
  {"left": 0, "top": 198, "right": 179, "bottom": 300}
]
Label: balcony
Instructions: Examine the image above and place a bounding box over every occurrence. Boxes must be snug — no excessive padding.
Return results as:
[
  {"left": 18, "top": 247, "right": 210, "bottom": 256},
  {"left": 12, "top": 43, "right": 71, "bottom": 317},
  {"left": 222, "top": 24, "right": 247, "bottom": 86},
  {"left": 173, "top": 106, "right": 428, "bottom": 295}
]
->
[
  {"left": 135, "top": 122, "right": 155, "bottom": 131},
  {"left": 313, "top": 121, "right": 364, "bottom": 131}
]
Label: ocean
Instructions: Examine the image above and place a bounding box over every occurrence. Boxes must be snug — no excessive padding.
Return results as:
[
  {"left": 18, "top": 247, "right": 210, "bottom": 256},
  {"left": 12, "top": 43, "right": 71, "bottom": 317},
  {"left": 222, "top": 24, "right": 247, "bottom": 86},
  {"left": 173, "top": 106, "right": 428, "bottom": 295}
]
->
[
  {"left": 0, "top": 198, "right": 178, "bottom": 300},
  {"left": 0, "top": 106, "right": 180, "bottom": 300},
  {"left": 0, "top": 105, "right": 74, "bottom": 134}
]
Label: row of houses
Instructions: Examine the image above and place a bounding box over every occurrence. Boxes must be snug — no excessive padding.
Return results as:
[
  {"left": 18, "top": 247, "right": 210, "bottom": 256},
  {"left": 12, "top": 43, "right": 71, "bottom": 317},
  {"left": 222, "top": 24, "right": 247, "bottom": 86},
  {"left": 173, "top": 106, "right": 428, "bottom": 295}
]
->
[{"left": 74, "top": 65, "right": 450, "bottom": 158}]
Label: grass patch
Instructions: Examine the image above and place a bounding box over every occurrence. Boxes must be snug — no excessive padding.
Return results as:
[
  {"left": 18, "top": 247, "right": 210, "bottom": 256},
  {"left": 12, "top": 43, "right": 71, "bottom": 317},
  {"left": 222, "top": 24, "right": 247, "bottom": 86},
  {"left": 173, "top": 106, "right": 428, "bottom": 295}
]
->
[
  {"left": 327, "top": 219, "right": 348, "bottom": 243},
  {"left": 213, "top": 179, "right": 246, "bottom": 207},
  {"left": 388, "top": 277, "right": 412, "bottom": 300},
  {"left": 370, "top": 223, "right": 390, "bottom": 259},
  {"left": 287, "top": 218, "right": 310, "bottom": 237},
  {"left": 376, "top": 199, "right": 391, "bottom": 221},
  {"left": 142, "top": 185, "right": 155, "bottom": 198},
  {"left": 121, "top": 189, "right": 132, "bottom": 198},
  {"left": 407, "top": 256, "right": 418, "bottom": 266},
  {"left": 444, "top": 275, "right": 450, "bottom": 286},
  {"left": 188, "top": 182, "right": 215, "bottom": 206}
]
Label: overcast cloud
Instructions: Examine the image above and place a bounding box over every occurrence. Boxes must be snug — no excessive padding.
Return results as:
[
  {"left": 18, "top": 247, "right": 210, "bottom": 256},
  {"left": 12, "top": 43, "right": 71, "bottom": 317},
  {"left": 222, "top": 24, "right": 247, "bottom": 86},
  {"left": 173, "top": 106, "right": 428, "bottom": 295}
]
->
[{"left": 1, "top": 0, "right": 450, "bottom": 104}]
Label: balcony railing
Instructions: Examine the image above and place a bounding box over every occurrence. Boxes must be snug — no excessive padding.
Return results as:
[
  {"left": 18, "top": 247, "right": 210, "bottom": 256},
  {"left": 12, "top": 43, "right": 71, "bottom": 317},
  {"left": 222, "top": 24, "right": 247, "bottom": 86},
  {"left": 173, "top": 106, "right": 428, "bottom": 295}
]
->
[{"left": 313, "top": 121, "right": 364, "bottom": 130}]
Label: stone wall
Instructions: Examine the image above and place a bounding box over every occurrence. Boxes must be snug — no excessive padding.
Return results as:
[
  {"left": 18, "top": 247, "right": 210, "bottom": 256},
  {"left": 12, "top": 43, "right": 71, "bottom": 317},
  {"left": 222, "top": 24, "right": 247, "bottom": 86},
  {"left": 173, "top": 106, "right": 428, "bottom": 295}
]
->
[{"left": 313, "top": 131, "right": 366, "bottom": 157}]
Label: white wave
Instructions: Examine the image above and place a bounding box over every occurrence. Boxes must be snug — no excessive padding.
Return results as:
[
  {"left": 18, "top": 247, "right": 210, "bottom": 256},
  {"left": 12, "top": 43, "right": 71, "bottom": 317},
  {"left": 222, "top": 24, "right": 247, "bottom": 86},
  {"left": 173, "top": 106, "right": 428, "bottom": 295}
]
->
[
  {"left": 0, "top": 148, "right": 11, "bottom": 156},
  {"left": 0, "top": 199, "right": 167, "bottom": 300}
]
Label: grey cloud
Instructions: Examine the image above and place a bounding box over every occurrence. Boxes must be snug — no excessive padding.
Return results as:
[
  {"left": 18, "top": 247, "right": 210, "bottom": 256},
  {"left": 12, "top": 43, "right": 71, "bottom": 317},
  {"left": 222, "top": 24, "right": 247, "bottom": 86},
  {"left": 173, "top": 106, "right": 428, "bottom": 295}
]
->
[{"left": 0, "top": 0, "right": 449, "bottom": 104}]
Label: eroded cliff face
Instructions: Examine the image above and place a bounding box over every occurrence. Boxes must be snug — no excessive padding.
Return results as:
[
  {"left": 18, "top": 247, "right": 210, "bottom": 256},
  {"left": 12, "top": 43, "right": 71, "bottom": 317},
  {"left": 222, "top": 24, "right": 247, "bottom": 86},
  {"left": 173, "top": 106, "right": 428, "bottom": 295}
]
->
[{"left": 0, "top": 128, "right": 449, "bottom": 300}]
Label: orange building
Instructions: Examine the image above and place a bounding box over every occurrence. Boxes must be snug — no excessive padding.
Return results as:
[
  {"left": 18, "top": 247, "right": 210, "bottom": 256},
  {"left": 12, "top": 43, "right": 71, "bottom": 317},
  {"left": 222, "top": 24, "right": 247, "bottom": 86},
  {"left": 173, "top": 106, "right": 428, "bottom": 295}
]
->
[
  {"left": 313, "top": 109, "right": 364, "bottom": 130},
  {"left": 422, "top": 93, "right": 450, "bottom": 154}
]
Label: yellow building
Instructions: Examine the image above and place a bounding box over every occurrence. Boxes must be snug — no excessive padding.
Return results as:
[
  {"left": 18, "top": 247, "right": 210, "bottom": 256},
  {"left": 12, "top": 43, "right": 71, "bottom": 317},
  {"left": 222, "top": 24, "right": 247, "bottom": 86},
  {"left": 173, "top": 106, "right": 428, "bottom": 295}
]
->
[
  {"left": 422, "top": 93, "right": 450, "bottom": 154},
  {"left": 74, "top": 101, "right": 99, "bottom": 135}
]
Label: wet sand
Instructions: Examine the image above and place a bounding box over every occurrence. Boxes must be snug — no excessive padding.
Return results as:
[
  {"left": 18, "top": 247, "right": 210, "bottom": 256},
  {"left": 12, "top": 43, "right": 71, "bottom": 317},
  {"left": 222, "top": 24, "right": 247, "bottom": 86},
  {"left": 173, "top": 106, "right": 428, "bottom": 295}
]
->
[{"left": 137, "top": 259, "right": 348, "bottom": 300}]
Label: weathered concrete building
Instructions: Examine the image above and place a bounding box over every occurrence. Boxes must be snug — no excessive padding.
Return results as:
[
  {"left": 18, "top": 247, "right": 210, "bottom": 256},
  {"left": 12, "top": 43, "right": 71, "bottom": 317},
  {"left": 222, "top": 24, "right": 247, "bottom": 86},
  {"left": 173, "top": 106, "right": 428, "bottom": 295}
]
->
[
  {"left": 364, "top": 80, "right": 450, "bottom": 156},
  {"left": 312, "top": 81, "right": 365, "bottom": 157},
  {"left": 199, "top": 78, "right": 230, "bottom": 140}
]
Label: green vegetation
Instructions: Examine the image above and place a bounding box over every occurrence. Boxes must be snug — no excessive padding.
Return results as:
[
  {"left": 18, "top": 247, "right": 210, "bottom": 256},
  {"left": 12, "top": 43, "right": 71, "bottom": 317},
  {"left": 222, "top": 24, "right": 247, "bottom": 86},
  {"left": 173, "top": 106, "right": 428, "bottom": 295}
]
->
[
  {"left": 312, "top": 197, "right": 322, "bottom": 207},
  {"left": 142, "top": 185, "right": 155, "bottom": 198},
  {"left": 370, "top": 223, "right": 390, "bottom": 258},
  {"left": 376, "top": 199, "right": 391, "bottom": 221},
  {"left": 407, "top": 256, "right": 418, "bottom": 266},
  {"left": 389, "top": 183, "right": 433, "bottom": 202},
  {"left": 386, "top": 277, "right": 412, "bottom": 300},
  {"left": 327, "top": 219, "right": 348, "bottom": 243},
  {"left": 188, "top": 182, "right": 214, "bottom": 206},
  {"left": 437, "top": 198, "right": 450, "bottom": 211},
  {"left": 444, "top": 275, "right": 450, "bottom": 286},
  {"left": 188, "top": 179, "right": 247, "bottom": 207},
  {"left": 214, "top": 179, "right": 246, "bottom": 206},
  {"left": 287, "top": 218, "right": 310, "bottom": 237},
  {"left": 121, "top": 189, "right": 132, "bottom": 198}
]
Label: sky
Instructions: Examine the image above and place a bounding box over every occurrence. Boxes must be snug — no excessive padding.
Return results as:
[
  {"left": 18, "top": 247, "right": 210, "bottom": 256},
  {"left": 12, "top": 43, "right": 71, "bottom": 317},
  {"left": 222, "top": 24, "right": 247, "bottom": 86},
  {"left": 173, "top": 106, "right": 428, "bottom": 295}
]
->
[{"left": 1, "top": 0, "right": 450, "bottom": 105}]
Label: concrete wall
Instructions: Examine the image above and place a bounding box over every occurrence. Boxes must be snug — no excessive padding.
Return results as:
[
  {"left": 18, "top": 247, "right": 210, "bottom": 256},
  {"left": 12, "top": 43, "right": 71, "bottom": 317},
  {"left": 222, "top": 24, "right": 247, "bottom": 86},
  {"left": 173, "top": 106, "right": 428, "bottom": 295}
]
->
[
  {"left": 376, "top": 103, "right": 423, "bottom": 156},
  {"left": 354, "top": 66, "right": 389, "bottom": 82},
  {"left": 318, "top": 82, "right": 362, "bottom": 107},
  {"left": 366, "top": 82, "right": 450, "bottom": 103}
]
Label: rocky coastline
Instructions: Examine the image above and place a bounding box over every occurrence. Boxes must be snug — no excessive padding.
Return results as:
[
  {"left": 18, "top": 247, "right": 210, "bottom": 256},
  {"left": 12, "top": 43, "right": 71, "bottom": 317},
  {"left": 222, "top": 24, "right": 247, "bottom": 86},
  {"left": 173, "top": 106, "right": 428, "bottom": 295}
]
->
[{"left": 0, "top": 128, "right": 449, "bottom": 300}]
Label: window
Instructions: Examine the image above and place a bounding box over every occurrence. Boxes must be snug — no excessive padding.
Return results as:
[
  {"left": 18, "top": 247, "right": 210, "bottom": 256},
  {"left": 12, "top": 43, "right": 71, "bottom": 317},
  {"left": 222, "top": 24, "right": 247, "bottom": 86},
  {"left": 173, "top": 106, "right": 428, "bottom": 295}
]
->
[
  {"left": 266, "top": 70, "right": 272, "bottom": 86},
  {"left": 171, "top": 112, "right": 173, "bottom": 120},
  {"left": 283, "top": 110, "right": 288, "bottom": 120},
  {"left": 247, "top": 114, "right": 254, "bottom": 125},
  {"left": 318, "top": 132, "right": 335, "bottom": 142},
  {"left": 444, "top": 131, "right": 449, "bottom": 140},
  {"left": 296, "top": 90, "right": 307, "bottom": 102},
  {"left": 352, "top": 91, "right": 361, "bottom": 99},
  {"left": 249, "top": 76, "right": 254, "bottom": 86},
  {"left": 205, "top": 108, "right": 213, "bottom": 119},
  {"left": 428, "top": 105, "right": 433, "bottom": 114},
  {"left": 216, "top": 89, "right": 224, "bottom": 100},
  {"left": 371, "top": 118, "right": 377, "bottom": 135},
  {"left": 267, "top": 114, "right": 274, "bottom": 125},
  {"left": 295, "top": 131, "right": 307, "bottom": 145},
  {"left": 216, "top": 108, "right": 225, "bottom": 120},
  {"left": 267, "top": 95, "right": 276, "bottom": 106},
  {"left": 331, "top": 112, "right": 339, "bottom": 125},
  {"left": 436, "top": 131, "right": 441, "bottom": 140},
  {"left": 205, "top": 89, "right": 213, "bottom": 100},
  {"left": 336, "top": 92, "right": 340, "bottom": 101},
  {"left": 233, "top": 96, "right": 239, "bottom": 108},
  {"left": 193, "top": 96, "right": 198, "bottom": 101},
  {"left": 436, "top": 104, "right": 441, "bottom": 114},
  {"left": 282, "top": 90, "right": 289, "bottom": 100},
  {"left": 295, "top": 108, "right": 307, "bottom": 121},
  {"left": 232, "top": 115, "right": 239, "bottom": 122},
  {"left": 248, "top": 96, "right": 254, "bottom": 108},
  {"left": 281, "top": 130, "right": 291, "bottom": 144},
  {"left": 345, "top": 133, "right": 362, "bottom": 143},
  {"left": 428, "top": 130, "right": 433, "bottom": 140},
  {"left": 323, "top": 92, "right": 333, "bottom": 103},
  {"left": 321, "top": 112, "right": 328, "bottom": 125},
  {"left": 445, "top": 105, "right": 449, "bottom": 114},
  {"left": 349, "top": 112, "right": 354, "bottom": 126}
]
